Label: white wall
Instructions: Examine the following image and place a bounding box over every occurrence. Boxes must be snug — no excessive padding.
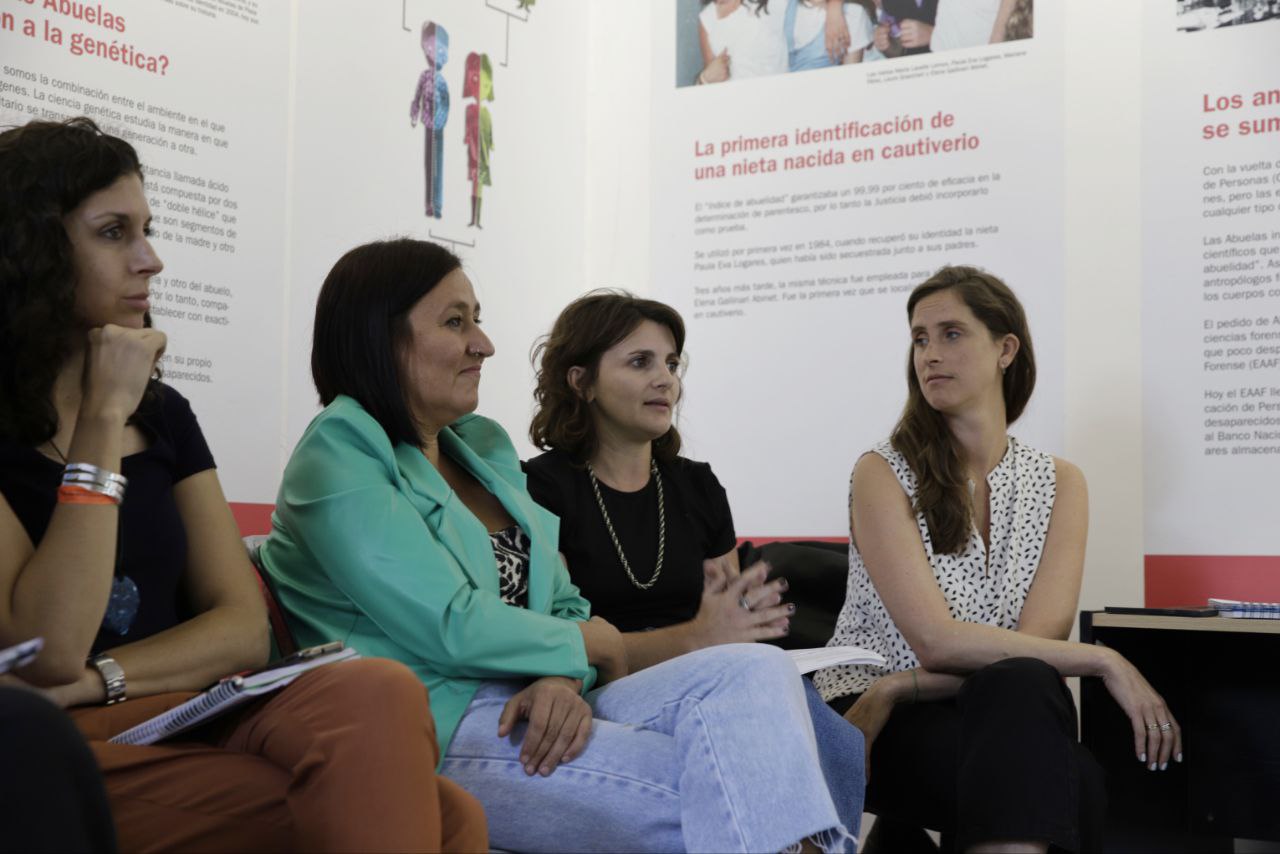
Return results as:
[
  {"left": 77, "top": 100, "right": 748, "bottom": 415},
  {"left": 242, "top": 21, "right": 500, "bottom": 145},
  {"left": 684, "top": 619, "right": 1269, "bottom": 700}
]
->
[
  {"left": 284, "top": 0, "right": 593, "bottom": 458},
  {"left": 582, "top": 0, "right": 1148, "bottom": 612},
  {"left": 1060, "top": 0, "right": 1145, "bottom": 611}
]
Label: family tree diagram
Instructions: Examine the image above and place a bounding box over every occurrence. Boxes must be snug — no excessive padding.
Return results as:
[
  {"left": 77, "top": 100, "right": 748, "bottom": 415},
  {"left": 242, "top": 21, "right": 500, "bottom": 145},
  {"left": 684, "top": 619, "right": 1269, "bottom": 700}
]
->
[{"left": 403, "top": 0, "right": 533, "bottom": 251}]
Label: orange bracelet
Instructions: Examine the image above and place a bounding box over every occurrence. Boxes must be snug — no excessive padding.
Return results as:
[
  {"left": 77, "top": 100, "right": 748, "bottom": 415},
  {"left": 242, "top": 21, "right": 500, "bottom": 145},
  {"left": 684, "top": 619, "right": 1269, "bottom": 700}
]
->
[{"left": 57, "top": 485, "right": 118, "bottom": 506}]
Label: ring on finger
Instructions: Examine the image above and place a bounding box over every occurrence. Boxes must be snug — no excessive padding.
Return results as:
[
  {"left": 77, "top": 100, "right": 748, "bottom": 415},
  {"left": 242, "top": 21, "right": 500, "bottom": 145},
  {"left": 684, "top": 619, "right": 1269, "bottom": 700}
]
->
[
  {"left": 1145, "top": 723, "right": 1160, "bottom": 731},
  {"left": 738, "top": 594, "right": 752, "bottom": 611},
  {"left": 1159, "top": 721, "right": 1172, "bottom": 731}
]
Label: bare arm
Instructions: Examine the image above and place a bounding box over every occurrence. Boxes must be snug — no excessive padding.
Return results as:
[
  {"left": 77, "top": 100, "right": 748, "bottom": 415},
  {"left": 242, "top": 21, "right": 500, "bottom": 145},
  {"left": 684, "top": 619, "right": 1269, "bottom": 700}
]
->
[
  {"left": 1017, "top": 459, "right": 1088, "bottom": 641},
  {"left": 576, "top": 616, "right": 628, "bottom": 685},
  {"left": 697, "top": 23, "right": 730, "bottom": 83},
  {"left": 852, "top": 453, "right": 1103, "bottom": 675},
  {"left": 824, "top": 0, "right": 852, "bottom": 62},
  {"left": 989, "top": 0, "right": 1020, "bottom": 42},
  {"left": 43, "top": 469, "right": 270, "bottom": 707},
  {"left": 855, "top": 462, "right": 1086, "bottom": 707},
  {"left": 0, "top": 326, "right": 165, "bottom": 683},
  {"left": 854, "top": 453, "right": 1182, "bottom": 767}
]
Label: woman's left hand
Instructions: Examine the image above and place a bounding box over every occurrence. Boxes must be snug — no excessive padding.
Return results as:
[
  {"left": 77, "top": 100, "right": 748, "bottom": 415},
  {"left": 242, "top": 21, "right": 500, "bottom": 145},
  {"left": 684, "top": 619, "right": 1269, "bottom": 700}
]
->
[
  {"left": 498, "top": 676, "right": 593, "bottom": 777},
  {"left": 692, "top": 560, "right": 791, "bottom": 646},
  {"left": 825, "top": 1, "right": 852, "bottom": 62}
]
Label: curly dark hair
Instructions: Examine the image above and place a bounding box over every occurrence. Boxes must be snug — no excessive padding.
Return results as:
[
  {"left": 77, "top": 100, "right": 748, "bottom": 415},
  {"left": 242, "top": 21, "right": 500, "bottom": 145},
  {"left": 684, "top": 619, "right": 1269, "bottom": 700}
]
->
[
  {"left": 530, "top": 289, "right": 686, "bottom": 465},
  {"left": 0, "top": 117, "right": 146, "bottom": 444}
]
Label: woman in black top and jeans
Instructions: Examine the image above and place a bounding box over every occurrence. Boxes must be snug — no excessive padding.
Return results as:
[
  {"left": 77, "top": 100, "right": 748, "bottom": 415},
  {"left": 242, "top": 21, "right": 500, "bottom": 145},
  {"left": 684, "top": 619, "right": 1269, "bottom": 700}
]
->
[{"left": 524, "top": 289, "right": 868, "bottom": 840}]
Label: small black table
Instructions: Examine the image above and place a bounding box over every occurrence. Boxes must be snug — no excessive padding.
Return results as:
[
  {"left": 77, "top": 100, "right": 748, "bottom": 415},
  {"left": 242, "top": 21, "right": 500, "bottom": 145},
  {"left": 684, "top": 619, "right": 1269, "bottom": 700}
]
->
[{"left": 1079, "top": 611, "right": 1280, "bottom": 851}]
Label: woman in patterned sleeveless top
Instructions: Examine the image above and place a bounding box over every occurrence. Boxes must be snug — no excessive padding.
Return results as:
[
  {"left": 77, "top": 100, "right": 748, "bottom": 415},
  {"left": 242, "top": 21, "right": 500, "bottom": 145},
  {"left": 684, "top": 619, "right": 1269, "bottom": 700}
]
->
[{"left": 814, "top": 266, "right": 1178, "bottom": 853}]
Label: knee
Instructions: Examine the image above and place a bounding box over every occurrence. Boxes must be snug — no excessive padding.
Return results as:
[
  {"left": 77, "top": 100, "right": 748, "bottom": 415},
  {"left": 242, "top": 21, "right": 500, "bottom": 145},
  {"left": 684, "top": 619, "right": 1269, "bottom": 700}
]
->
[
  {"left": 311, "top": 658, "right": 432, "bottom": 724},
  {"left": 439, "top": 777, "right": 488, "bottom": 845},
  {"left": 961, "top": 657, "right": 1062, "bottom": 702},
  {"left": 708, "top": 643, "right": 807, "bottom": 702},
  {"left": 716, "top": 642, "right": 796, "bottom": 679}
]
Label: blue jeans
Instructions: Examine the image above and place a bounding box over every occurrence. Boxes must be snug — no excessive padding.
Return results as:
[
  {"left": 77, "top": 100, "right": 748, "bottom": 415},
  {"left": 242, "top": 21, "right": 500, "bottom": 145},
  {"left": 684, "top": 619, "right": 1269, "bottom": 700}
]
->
[
  {"left": 441, "top": 644, "right": 856, "bottom": 853},
  {"left": 804, "top": 677, "right": 865, "bottom": 840}
]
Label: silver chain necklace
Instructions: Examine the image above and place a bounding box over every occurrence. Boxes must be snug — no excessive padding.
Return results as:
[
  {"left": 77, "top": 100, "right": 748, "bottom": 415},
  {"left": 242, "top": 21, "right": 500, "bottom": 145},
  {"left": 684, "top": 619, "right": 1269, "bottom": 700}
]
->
[{"left": 586, "top": 459, "right": 666, "bottom": 591}]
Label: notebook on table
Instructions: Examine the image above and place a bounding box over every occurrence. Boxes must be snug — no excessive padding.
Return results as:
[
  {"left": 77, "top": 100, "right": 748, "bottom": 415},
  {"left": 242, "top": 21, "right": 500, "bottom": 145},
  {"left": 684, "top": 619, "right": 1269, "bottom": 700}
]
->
[
  {"left": 1208, "top": 598, "right": 1280, "bottom": 619},
  {"left": 109, "top": 642, "right": 360, "bottom": 746}
]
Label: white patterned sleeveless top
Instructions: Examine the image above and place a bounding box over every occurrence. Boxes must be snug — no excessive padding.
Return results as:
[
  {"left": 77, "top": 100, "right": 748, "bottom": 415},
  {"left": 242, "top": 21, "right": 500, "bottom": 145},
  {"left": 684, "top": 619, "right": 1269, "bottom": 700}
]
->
[{"left": 813, "top": 436, "right": 1057, "bottom": 701}]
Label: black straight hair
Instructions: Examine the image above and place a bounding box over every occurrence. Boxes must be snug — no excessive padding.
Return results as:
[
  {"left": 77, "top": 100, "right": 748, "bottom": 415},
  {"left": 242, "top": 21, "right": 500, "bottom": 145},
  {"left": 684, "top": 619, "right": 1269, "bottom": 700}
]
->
[{"left": 311, "top": 238, "right": 461, "bottom": 447}]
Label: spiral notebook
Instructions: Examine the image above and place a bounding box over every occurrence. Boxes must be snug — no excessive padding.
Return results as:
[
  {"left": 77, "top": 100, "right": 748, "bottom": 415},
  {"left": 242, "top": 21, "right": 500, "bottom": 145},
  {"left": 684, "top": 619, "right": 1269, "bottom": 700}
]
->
[
  {"left": 1208, "top": 598, "right": 1280, "bottom": 619},
  {"left": 0, "top": 637, "right": 43, "bottom": 675},
  {"left": 109, "top": 643, "right": 360, "bottom": 746}
]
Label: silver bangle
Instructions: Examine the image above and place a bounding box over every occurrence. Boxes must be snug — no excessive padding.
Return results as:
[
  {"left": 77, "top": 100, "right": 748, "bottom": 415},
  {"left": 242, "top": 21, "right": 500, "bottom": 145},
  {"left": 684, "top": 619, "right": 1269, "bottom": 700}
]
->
[
  {"left": 89, "top": 653, "right": 127, "bottom": 705},
  {"left": 62, "top": 464, "right": 127, "bottom": 502},
  {"left": 63, "top": 463, "right": 128, "bottom": 488}
]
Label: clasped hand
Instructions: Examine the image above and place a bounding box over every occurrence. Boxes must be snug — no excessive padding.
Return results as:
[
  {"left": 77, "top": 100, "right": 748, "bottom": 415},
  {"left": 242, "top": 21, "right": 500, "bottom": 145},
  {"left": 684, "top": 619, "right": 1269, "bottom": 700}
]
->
[
  {"left": 693, "top": 560, "right": 793, "bottom": 645},
  {"left": 83, "top": 324, "right": 167, "bottom": 421},
  {"left": 497, "top": 675, "right": 592, "bottom": 777}
]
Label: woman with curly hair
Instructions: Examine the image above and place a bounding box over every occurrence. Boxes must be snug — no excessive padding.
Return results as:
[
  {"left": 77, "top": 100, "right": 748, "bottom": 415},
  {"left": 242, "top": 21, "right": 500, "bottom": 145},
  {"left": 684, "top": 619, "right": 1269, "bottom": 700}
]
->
[
  {"left": 0, "top": 117, "right": 486, "bottom": 852},
  {"left": 524, "top": 290, "right": 867, "bottom": 840}
]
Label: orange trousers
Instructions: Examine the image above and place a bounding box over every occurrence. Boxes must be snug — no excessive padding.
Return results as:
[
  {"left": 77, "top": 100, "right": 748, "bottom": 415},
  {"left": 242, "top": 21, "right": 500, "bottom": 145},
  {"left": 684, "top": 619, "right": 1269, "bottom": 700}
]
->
[{"left": 70, "top": 658, "right": 487, "bottom": 853}]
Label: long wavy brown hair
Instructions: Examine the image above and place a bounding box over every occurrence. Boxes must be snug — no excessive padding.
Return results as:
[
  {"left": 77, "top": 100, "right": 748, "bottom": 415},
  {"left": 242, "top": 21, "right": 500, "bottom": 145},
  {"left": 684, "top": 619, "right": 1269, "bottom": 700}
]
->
[
  {"left": 890, "top": 266, "right": 1036, "bottom": 555},
  {"left": 531, "top": 290, "right": 686, "bottom": 465}
]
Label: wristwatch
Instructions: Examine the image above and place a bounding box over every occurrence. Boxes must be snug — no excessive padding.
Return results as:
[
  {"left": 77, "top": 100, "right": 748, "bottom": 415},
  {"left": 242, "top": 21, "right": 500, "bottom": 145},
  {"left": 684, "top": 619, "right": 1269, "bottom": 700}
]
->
[{"left": 89, "top": 653, "right": 127, "bottom": 705}]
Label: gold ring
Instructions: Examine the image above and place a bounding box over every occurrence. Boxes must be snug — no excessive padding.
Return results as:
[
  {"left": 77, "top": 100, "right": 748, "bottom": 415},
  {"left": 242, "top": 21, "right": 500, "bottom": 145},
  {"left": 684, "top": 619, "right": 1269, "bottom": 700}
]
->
[{"left": 1145, "top": 723, "right": 1159, "bottom": 731}]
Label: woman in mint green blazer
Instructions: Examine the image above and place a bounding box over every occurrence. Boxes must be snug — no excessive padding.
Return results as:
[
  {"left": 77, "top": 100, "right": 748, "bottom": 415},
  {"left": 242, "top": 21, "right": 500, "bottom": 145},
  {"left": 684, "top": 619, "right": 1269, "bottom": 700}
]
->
[{"left": 261, "top": 238, "right": 856, "bottom": 853}]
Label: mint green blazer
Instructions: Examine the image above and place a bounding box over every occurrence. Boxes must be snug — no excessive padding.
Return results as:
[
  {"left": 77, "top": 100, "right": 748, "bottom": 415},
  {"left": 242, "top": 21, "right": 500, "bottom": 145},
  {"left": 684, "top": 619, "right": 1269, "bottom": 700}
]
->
[{"left": 259, "top": 395, "right": 594, "bottom": 758}]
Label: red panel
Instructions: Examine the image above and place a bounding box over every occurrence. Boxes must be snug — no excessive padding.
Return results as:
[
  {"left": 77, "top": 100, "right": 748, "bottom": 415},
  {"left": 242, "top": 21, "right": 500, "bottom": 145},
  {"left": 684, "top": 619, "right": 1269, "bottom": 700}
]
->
[
  {"left": 229, "top": 502, "right": 275, "bottom": 537},
  {"left": 737, "top": 536, "right": 848, "bottom": 546},
  {"left": 1145, "top": 554, "right": 1280, "bottom": 607}
]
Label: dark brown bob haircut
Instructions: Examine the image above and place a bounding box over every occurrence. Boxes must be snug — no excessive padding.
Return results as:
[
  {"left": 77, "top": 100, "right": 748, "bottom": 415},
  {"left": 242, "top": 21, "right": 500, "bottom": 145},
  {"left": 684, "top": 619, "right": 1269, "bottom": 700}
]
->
[
  {"left": 891, "top": 265, "right": 1036, "bottom": 555},
  {"left": 531, "top": 290, "right": 686, "bottom": 464},
  {"left": 311, "top": 238, "right": 461, "bottom": 447}
]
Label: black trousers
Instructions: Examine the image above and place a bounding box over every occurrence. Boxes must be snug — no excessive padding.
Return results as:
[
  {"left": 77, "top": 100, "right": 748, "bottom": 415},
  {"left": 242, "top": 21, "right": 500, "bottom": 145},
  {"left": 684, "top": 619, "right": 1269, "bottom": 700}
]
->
[
  {"left": 832, "top": 658, "right": 1106, "bottom": 853},
  {"left": 0, "top": 687, "right": 116, "bottom": 853}
]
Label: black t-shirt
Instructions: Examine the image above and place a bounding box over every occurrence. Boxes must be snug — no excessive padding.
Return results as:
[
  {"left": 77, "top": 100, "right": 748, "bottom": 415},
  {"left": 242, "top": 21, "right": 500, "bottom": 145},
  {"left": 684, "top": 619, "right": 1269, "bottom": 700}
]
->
[
  {"left": 0, "top": 384, "right": 216, "bottom": 654},
  {"left": 524, "top": 448, "right": 736, "bottom": 633}
]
